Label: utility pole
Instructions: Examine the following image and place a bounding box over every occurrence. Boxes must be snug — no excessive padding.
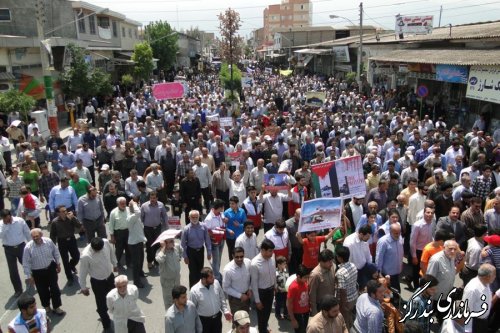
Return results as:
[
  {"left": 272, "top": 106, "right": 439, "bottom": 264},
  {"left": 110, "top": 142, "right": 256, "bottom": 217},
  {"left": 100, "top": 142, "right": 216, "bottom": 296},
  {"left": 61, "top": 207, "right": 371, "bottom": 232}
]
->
[
  {"left": 438, "top": 5, "right": 443, "bottom": 27},
  {"left": 357, "top": 2, "right": 363, "bottom": 87},
  {"left": 35, "top": 0, "right": 58, "bottom": 132}
]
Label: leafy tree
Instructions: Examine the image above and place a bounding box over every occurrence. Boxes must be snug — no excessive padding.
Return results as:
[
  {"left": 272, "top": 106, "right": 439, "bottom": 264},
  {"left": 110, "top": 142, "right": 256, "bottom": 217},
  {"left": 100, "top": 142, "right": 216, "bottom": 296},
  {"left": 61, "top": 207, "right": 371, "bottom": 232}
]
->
[
  {"left": 60, "top": 44, "right": 113, "bottom": 100},
  {"left": 144, "top": 21, "right": 179, "bottom": 71},
  {"left": 0, "top": 89, "right": 35, "bottom": 122},
  {"left": 219, "top": 63, "right": 242, "bottom": 91},
  {"left": 132, "top": 42, "right": 154, "bottom": 81},
  {"left": 218, "top": 8, "right": 243, "bottom": 82}
]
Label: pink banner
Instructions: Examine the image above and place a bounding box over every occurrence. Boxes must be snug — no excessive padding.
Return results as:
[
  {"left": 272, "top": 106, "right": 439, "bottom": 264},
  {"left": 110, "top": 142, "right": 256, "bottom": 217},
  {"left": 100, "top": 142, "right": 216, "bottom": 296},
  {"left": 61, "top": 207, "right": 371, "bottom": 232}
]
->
[{"left": 152, "top": 82, "right": 185, "bottom": 100}]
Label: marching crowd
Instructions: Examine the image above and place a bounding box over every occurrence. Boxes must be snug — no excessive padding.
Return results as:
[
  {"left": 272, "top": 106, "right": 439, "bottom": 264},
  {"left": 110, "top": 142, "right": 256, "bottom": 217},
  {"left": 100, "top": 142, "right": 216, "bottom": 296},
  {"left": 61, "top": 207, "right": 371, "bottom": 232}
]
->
[{"left": 0, "top": 68, "right": 500, "bottom": 333}]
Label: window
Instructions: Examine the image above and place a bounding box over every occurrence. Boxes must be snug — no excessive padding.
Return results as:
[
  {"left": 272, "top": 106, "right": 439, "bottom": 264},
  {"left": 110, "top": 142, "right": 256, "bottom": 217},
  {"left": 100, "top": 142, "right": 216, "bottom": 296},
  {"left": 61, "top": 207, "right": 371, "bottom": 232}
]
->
[
  {"left": 112, "top": 21, "right": 117, "bottom": 37},
  {"left": 77, "top": 11, "right": 85, "bottom": 33},
  {"left": 98, "top": 16, "right": 110, "bottom": 28},
  {"left": 135, "top": 30, "right": 138, "bottom": 39},
  {"left": 89, "top": 14, "right": 96, "bottom": 34},
  {"left": 128, "top": 28, "right": 132, "bottom": 38},
  {"left": 122, "top": 27, "right": 125, "bottom": 37},
  {"left": 301, "top": 5, "right": 304, "bottom": 9},
  {"left": 0, "top": 8, "right": 11, "bottom": 21}
]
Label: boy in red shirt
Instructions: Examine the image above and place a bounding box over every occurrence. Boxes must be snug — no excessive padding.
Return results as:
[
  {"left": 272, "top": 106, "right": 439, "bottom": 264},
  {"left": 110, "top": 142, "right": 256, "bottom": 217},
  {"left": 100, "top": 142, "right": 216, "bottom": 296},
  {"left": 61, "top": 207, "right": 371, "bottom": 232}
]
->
[
  {"left": 286, "top": 264, "right": 311, "bottom": 333},
  {"left": 297, "top": 228, "right": 336, "bottom": 269}
]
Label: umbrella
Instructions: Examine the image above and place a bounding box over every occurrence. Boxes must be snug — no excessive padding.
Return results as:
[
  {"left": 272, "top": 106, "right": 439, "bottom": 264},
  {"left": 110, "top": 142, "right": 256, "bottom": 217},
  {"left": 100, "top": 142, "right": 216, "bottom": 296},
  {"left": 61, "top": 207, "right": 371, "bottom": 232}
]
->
[{"left": 152, "top": 229, "right": 182, "bottom": 246}]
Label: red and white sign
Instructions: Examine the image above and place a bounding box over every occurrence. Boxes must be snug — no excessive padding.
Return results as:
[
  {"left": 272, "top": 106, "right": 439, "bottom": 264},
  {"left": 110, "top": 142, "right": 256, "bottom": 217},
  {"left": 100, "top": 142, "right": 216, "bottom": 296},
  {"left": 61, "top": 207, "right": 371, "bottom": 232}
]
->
[
  {"left": 167, "top": 216, "right": 182, "bottom": 230},
  {"left": 152, "top": 82, "right": 185, "bottom": 100}
]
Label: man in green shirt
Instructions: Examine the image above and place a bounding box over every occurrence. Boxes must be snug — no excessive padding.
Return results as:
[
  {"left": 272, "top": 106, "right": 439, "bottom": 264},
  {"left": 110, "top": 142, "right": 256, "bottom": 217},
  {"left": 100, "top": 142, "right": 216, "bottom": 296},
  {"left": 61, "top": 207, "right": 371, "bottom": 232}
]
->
[
  {"left": 19, "top": 163, "right": 40, "bottom": 196},
  {"left": 69, "top": 172, "right": 90, "bottom": 198}
]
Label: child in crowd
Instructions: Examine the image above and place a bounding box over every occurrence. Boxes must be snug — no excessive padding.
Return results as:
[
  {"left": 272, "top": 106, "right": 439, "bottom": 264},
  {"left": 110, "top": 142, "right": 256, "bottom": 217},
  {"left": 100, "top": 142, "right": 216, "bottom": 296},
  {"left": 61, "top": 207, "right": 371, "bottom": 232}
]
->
[
  {"left": 286, "top": 264, "right": 311, "bottom": 333},
  {"left": 275, "top": 256, "right": 289, "bottom": 320},
  {"left": 297, "top": 228, "right": 336, "bottom": 270}
]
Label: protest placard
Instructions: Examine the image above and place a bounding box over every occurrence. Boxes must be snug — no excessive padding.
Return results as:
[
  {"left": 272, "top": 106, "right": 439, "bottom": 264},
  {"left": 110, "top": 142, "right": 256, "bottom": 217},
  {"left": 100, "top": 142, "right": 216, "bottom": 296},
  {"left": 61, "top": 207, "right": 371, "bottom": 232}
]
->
[
  {"left": 310, "top": 156, "right": 366, "bottom": 199},
  {"left": 299, "top": 198, "right": 343, "bottom": 233},
  {"left": 264, "top": 174, "right": 288, "bottom": 191}
]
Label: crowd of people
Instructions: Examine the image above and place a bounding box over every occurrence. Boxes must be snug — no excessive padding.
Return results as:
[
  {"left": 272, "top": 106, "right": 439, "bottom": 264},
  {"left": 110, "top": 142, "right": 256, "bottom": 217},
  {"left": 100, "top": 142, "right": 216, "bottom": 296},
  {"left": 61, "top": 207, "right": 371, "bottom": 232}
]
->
[{"left": 0, "top": 67, "right": 500, "bottom": 333}]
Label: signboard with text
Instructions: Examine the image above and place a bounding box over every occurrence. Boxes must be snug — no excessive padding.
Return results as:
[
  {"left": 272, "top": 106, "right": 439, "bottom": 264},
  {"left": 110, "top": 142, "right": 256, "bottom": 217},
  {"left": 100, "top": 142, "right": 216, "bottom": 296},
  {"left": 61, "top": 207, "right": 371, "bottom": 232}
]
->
[
  {"left": 395, "top": 15, "right": 433, "bottom": 35},
  {"left": 466, "top": 65, "right": 500, "bottom": 104},
  {"left": 436, "top": 65, "right": 468, "bottom": 84},
  {"left": 152, "top": 82, "right": 185, "bottom": 100},
  {"left": 332, "top": 46, "right": 350, "bottom": 63}
]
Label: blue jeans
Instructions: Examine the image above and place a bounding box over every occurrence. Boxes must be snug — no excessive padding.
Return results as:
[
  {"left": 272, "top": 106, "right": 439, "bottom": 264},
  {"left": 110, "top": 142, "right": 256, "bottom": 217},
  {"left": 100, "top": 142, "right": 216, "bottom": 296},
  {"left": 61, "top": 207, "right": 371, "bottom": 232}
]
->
[
  {"left": 211, "top": 242, "right": 224, "bottom": 282},
  {"left": 10, "top": 198, "right": 20, "bottom": 216}
]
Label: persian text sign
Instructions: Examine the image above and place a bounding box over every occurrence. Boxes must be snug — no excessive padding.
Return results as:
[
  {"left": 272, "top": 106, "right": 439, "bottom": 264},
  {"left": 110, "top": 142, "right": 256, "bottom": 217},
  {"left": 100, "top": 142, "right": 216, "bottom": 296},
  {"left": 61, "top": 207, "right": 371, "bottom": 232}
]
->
[
  {"left": 395, "top": 15, "right": 433, "bottom": 35},
  {"left": 311, "top": 156, "right": 366, "bottom": 199},
  {"left": 466, "top": 65, "right": 500, "bottom": 104},
  {"left": 152, "top": 82, "right": 185, "bottom": 100},
  {"left": 436, "top": 65, "right": 468, "bottom": 84},
  {"left": 299, "top": 198, "right": 343, "bottom": 233}
]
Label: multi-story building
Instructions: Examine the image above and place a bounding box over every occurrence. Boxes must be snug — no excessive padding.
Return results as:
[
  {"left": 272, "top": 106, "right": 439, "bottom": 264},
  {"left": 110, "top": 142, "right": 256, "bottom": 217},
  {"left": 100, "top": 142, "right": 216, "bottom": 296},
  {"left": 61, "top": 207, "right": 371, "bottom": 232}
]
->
[
  {"left": 0, "top": 0, "right": 142, "bottom": 106},
  {"left": 263, "top": 0, "right": 312, "bottom": 44}
]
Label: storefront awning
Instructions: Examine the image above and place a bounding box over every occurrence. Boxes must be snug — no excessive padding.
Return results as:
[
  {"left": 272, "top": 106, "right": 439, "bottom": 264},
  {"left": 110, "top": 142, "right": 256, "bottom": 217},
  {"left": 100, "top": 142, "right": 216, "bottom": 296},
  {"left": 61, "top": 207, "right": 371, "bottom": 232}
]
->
[
  {"left": 294, "top": 48, "right": 330, "bottom": 55},
  {"left": 369, "top": 49, "right": 500, "bottom": 66},
  {"left": 267, "top": 53, "right": 286, "bottom": 58}
]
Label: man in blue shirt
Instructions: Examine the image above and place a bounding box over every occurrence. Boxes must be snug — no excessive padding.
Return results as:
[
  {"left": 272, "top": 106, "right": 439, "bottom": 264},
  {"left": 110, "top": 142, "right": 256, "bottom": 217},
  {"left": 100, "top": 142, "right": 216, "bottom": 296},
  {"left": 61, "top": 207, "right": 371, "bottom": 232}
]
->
[
  {"left": 224, "top": 196, "right": 247, "bottom": 261},
  {"left": 48, "top": 177, "right": 79, "bottom": 216},
  {"left": 180, "top": 210, "right": 212, "bottom": 288},
  {"left": 375, "top": 223, "right": 404, "bottom": 292},
  {"left": 353, "top": 280, "right": 384, "bottom": 333}
]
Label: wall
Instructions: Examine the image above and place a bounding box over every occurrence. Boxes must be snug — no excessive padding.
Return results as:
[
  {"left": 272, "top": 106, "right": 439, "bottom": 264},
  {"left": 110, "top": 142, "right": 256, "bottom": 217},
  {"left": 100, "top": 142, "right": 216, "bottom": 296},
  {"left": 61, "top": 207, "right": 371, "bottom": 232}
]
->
[
  {"left": 0, "top": 0, "right": 76, "bottom": 38},
  {"left": 119, "top": 21, "right": 141, "bottom": 51}
]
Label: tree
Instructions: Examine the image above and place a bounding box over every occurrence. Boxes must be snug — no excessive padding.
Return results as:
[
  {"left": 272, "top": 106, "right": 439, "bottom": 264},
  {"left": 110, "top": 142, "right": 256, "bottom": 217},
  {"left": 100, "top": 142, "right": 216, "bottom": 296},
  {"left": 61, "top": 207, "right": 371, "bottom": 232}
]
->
[
  {"left": 132, "top": 42, "right": 154, "bottom": 82},
  {"left": 218, "top": 8, "right": 243, "bottom": 100},
  {"left": 144, "top": 21, "right": 179, "bottom": 71},
  {"left": 60, "top": 44, "right": 113, "bottom": 100},
  {"left": 185, "top": 26, "right": 202, "bottom": 40},
  {"left": 0, "top": 89, "right": 36, "bottom": 122}
]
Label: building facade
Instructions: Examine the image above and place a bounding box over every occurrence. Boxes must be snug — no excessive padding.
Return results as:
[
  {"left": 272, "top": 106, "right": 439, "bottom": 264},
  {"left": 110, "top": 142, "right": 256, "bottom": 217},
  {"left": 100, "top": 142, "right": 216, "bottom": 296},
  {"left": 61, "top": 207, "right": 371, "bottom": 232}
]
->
[{"left": 263, "top": 0, "right": 312, "bottom": 45}]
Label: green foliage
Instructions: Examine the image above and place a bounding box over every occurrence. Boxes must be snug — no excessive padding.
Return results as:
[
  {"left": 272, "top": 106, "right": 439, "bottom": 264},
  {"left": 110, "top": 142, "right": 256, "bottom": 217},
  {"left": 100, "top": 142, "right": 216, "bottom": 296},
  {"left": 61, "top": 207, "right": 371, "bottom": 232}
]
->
[
  {"left": 0, "top": 89, "right": 35, "bottom": 121},
  {"left": 121, "top": 74, "right": 134, "bottom": 86},
  {"left": 60, "top": 44, "right": 113, "bottom": 100},
  {"left": 345, "top": 72, "right": 357, "bottom": 83},
  {"left": 132, "top": 42, "right": 155, "bottom": 81},
  {"left": 219, "top": 63, "right": 241, "bottom": 101},
  {"left": 144, "top": 21, "right": 179, "bottom": 71}
]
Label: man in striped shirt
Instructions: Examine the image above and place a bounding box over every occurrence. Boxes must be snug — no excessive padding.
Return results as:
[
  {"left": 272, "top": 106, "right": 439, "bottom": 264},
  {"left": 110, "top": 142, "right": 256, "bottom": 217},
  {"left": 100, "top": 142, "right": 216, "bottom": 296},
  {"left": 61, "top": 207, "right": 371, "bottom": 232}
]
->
[
  {"left": 23, "top": 228, "right": 65, "bottom": 315},
  {"left": 334, "top": 246, "right": 358, "bottom": 329}
]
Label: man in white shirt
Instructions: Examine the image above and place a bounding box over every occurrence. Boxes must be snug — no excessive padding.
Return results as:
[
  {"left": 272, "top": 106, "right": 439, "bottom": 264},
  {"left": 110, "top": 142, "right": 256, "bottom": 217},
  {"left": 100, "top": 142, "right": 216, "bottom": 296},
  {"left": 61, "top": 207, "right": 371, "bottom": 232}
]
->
[
  {"left": 189, "top": 267, "right": 232, "bottom": 333},
  {"left": 80, "top": 237, "right": 117, "bottom": 331},
  {"left": 222, "top": 246, "right": 252, "bottom": 314},
  {"left": 106, "top": 275, "right": 145, "bottom": 333},
  {"left": 461, "top": 263, "right": 496, "bottom": 332},
  {"left": 261, "top": 187, "right": 292, "bottom": 233},
  {"left": 343, "top": 225, "right": 374, "bottom": 290},
  {"left": 193, "top": 156, "right": 212, "bottom": 214},
  {"left": 235, "top": 221, "right": 259, "bottom": 260}
]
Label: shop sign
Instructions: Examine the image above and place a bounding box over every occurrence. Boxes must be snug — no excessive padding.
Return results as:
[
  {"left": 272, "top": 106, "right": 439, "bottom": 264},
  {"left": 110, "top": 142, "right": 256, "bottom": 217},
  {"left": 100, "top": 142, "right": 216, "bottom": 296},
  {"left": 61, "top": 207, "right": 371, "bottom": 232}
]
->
[
  {"left": 466, "top": 65, "right": 500, "bottom": 104},
  {"left": 436, "top": 64, "right": 468, "bottom": 84},
  {"left": 332, "top": 46, "right": 350, "bottom": 63},
  {"left": 395, "top": 15, "right": 433, "bottom": 35}
]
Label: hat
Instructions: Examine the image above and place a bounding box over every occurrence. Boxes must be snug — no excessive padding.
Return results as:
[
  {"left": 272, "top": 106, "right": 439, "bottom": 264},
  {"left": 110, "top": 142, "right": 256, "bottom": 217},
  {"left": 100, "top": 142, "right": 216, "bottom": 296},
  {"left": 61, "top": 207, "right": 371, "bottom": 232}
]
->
[
  {"left": 433, "top": 168, "right": 443, "bottom": 175},
  {"left": 101, "top": 164, "right": 110, "bottom": 171},
  {"left": 405, "top": 150, "right": 413, "bottom": 156},
  {"left": 264, "top": 135, "right": 272, "bottom": 141},
  {"left": 354, "top": 195, "right": 365, "bottom": 199},
  {"left": 484, "top": 235, "right": 500, "bottom": 247},
  {"left": 233, "top": 311, "right": 251, "bottom": 326}
]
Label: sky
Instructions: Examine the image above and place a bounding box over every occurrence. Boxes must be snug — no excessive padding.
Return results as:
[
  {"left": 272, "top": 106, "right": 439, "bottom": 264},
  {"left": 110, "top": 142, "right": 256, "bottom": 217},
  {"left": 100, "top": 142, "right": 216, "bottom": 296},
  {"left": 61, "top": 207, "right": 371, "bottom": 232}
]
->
[{"left": 87, "top": 0, "right": 500, "bottom": 38}]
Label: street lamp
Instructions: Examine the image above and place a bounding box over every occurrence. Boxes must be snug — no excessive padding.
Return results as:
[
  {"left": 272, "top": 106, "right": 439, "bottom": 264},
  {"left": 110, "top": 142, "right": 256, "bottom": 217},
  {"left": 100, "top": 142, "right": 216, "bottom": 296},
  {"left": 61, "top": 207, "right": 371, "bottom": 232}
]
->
[{"left": 330, "top": 4, "right": 363, "bottom": 86}]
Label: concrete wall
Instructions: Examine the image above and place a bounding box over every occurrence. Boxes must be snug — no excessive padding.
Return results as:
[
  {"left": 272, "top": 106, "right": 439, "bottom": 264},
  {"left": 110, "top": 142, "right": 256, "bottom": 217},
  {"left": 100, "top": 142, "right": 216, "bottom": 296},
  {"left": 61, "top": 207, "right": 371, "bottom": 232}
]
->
[{"left": 0, "top": 0, "right": 76, "bottom": 38}]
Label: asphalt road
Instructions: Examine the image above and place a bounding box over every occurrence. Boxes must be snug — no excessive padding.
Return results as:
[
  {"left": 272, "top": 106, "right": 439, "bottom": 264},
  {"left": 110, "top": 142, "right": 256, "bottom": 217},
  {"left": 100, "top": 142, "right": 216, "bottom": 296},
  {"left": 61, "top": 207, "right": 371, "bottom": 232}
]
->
[{"left": 0, "top": 202, "right": 446, "bottom": 333}]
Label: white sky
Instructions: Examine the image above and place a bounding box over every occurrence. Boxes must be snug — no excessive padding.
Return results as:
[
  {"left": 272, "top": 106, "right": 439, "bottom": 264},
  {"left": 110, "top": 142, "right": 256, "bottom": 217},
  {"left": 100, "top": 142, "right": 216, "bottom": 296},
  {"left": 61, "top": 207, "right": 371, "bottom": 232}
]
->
[{"left": 88, "top": 0, "right": 500, "bottom": 38}]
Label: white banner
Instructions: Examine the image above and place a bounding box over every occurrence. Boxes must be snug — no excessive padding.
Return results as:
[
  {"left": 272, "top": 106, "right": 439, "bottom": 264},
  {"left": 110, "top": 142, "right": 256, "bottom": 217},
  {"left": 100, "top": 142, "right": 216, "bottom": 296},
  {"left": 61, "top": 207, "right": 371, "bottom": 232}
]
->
[
  {"left": 395, "top": 15, "right": 433, "bottom": 35},
  {"left": 332, "top": 46, "right": 350, "bottom": 63},
  {"left": 219, "top": 117, "right": 233, "bottom": 127},
  {"left": 466, "top": 65, "right": 500, "bottom": 104}
]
